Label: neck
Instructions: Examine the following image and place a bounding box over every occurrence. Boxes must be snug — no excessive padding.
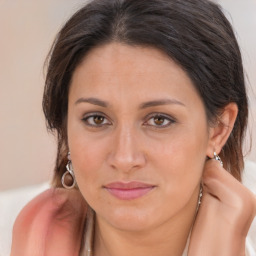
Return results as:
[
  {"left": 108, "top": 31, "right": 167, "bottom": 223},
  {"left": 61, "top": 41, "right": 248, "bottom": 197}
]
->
[{"left": 93, "top": 192, "right": 198, "bottom": 256}]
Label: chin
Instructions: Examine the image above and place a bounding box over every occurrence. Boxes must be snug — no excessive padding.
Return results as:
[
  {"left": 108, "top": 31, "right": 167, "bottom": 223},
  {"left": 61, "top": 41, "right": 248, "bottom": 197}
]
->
[
  {"left": 95, "top": 204, "right": 171, "bottom": 232},
  {"left": 106, "top": 214, "right": 154, "bottom": 232}
]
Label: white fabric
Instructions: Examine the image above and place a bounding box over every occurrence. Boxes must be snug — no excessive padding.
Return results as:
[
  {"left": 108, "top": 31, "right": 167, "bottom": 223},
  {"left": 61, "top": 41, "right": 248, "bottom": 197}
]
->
[
  {"left": 242, "top": 160, "right": 256, "bottom": 256},
  {"left": 0, "top": 160, "right": 255, "bottom": 256},
  {"left": 0, "top": 182, "right": 50, "bottom": 256}
]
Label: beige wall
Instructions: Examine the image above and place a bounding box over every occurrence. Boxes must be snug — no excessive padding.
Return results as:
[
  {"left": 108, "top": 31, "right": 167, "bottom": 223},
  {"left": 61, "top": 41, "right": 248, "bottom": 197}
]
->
[
  {"left": 0, "top": 0, "right": 255, "bottom": 191},
  {"left": 0, "top": 0, "right": 86, "bottom": 191}
]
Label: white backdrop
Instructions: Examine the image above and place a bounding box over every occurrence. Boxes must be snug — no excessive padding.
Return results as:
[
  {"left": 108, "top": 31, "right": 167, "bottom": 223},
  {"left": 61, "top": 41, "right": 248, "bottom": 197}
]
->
[{"left": 0, "top": 0, "right": 255, "bottom": 191}]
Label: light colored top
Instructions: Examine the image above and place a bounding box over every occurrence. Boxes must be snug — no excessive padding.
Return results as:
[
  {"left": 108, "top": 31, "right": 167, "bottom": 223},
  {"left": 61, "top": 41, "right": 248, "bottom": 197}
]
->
[{"left": 0, "top": 160, "right": 255, "bottom": 256}]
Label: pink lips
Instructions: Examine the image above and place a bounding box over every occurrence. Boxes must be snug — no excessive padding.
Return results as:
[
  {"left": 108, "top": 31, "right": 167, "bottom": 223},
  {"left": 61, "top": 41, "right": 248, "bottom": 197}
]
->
[{"left": 104, "top": 182, "right": 155, "bottom": 200}]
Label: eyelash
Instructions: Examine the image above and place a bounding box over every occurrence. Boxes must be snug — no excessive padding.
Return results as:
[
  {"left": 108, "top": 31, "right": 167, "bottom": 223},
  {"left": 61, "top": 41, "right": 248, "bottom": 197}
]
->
[
  {"left": 82, "top": 112, "right": 112, "bottom": 127},
  {"left": 81, "top": 112, "right": 176, "bottom": 128},
  {"left": 144, "top": 113, "right": 176, "bottom": 128}
]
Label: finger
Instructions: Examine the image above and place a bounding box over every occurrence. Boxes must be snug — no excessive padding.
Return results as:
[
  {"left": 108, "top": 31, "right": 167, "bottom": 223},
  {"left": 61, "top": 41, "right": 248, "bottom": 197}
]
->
[
  {"left": 11, "top": 188, "right": 87, "bottom": 256},
  {"left": 202, "top": 160, "right": 256, "bottom": 224},
  {"left": 202, "top": 160, "right": 252, "bottom": 204}
]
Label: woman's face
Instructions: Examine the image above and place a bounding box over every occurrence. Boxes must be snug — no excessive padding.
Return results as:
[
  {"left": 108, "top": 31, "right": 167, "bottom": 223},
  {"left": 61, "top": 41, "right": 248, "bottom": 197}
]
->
[{"left": 68, "top": 43, "right": 212, "bottom": 232}]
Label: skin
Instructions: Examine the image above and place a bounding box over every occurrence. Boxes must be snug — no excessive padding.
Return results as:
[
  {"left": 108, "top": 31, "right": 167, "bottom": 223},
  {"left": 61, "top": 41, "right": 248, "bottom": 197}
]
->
[
  {"left": 11, "top": 43, "right": 256, "bottom": 256},
  {"left": 66, "top": 42, "right": 237, "bottom": 256},
  {"left": 189, "top": 160, "right": 256, "bottom": 256}
]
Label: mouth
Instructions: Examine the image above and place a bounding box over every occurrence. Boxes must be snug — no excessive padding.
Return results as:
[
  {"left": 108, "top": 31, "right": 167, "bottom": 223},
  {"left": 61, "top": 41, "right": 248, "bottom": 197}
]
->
[{"left": 103, "top": 181, "right": 156, "bottom": 200}]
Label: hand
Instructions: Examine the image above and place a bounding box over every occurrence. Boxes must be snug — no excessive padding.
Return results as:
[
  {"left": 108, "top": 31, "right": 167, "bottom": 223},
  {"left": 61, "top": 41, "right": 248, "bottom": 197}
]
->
[
  {"left": 11, "top": 188, "right": 87, "bottom": 256},
  {"left": 188, "top": 160, "right": 256, "bottom": 256}
]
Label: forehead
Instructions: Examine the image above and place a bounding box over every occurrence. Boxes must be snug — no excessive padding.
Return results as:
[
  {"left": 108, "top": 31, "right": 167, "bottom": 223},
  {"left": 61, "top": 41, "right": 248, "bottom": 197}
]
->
[{"left": 69, "top": 42, "right": 201, "bottom": 108}]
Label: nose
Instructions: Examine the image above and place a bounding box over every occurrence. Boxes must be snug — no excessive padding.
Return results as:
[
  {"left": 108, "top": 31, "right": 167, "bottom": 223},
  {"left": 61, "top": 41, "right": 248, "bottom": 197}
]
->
[{"left": 107, "top": 126, "right": 146, "bottom": 173}]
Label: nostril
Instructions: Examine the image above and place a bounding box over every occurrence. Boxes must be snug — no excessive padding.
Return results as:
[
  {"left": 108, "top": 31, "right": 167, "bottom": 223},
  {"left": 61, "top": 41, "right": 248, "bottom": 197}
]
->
[{"left": 107, "top": 151, "right": 146, "bottom": 173}]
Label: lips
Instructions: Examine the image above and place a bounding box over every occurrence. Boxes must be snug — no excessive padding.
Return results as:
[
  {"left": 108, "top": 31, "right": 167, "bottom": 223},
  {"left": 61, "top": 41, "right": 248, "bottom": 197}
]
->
[{"left": 103, "top": 181, "right": 156, "bottom": 200}]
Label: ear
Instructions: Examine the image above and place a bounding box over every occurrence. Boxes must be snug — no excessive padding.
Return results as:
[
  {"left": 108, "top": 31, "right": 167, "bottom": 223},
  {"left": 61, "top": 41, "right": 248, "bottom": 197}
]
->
[{"left": 206, "top": 103, "right": 238, "bottom": 158}]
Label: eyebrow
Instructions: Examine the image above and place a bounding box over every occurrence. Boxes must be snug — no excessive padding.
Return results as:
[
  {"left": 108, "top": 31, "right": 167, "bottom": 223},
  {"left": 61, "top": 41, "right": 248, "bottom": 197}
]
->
[
  {"left": 75, "top": 97, "right": 185, "bottom": 108},
  {"left": 139, "top": 99, "right": 185, "bottom": 109},
  {"left": 75, "top": 97, "right": 109, "bottom": 107}
]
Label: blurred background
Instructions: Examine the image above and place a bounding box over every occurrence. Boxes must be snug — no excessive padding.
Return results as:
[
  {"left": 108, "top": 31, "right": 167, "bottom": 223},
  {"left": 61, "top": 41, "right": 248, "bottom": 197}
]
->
[{"left": 0, "top": 0, "right": 255, "bottom": 191}]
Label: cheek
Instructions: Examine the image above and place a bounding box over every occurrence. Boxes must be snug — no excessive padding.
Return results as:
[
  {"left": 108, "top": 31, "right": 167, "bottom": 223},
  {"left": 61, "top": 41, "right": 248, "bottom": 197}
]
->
[
  {"left": 67, "top": 114, "right": 105, "bottom": 172},
  {"left": 152, "top": 125, "right": 208, "bottom": 188},
  {"left": 69, "top": 136, "right": 105, "bottom": 179},
  {"left": 67, "top": 127, "right": 113, "bottom": 203}
]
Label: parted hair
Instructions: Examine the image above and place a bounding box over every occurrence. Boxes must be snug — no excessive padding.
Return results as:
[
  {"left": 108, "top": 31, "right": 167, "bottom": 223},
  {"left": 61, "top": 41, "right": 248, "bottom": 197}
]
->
[{"left": 43, "top": 0, "right": 248, "bottom": 187}]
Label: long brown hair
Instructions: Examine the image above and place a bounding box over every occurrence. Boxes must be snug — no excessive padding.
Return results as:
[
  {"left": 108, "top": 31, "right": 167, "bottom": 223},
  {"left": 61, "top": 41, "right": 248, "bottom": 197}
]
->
[{"left": 43, "top": 0, "right": 248, "bottom": 186}]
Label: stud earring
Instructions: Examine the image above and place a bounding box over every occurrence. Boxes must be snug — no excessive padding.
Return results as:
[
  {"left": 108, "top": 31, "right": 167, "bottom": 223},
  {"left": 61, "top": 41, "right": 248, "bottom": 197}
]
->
[
  {"left": 213, "top": 152, "right": 223, "bottom": 167},
  {"left": 61, "top": 152, "right": 76, "bottom": 189}
]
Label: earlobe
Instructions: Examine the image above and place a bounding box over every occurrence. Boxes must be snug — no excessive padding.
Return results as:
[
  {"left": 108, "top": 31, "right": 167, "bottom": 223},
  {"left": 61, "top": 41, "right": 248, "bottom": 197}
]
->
[{"left": 206, "top": 103, "right": 238, "bottom": 158}]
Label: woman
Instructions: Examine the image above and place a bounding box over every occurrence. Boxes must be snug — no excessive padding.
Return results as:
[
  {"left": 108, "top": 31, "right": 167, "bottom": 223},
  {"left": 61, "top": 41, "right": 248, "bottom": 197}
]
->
[{"left": 11, "top": 0, "right": 256, "bottom": 255}]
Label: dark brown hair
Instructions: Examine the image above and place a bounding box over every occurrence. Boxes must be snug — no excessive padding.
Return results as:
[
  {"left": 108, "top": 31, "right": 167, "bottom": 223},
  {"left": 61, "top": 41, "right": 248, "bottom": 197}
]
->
[{"left": 43, "top": 0, "right": 248, "bottom": 186}]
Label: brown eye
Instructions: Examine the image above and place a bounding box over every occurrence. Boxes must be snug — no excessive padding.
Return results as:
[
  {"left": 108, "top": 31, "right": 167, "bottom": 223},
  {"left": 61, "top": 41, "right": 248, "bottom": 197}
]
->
[
  {"left": 94, "top": 116, "right": 104, "bottom": 125},
  {"left": 154, "top": 116, "right": 165, "bottom": 126},
  {"left": 82, "top": 114, "right": 111, "bottom": 127},
  {"left": 145, "top": 113, "right": 176, "bottom": 128}
]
